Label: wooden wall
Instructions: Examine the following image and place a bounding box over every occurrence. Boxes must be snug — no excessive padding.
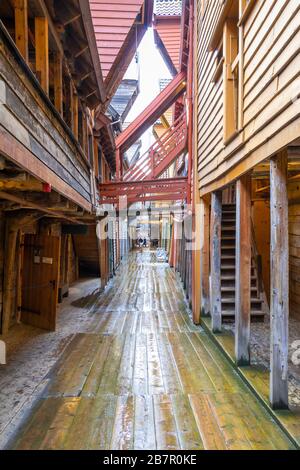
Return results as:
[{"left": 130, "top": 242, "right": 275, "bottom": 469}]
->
[
  {"left": 0, "top": 34, "right": 92, "bottom": 211},
  {"left": 73, "top": 225, "right": 101, "bottom": 276},
  {"left": 196, "top": 0, "right": 300, "bottom": 195}
]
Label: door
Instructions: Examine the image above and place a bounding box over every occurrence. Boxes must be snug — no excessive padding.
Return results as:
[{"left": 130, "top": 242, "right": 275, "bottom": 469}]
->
[{"left": 21, "top": 234, "right": 61, "bottom": 331}]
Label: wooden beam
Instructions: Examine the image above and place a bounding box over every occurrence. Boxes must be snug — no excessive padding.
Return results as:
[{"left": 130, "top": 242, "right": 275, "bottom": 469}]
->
[
  {"left": 210, "top": 190, "right": 222, "bottom": 333},
  {"left": 53, "top": 52, "right": 63, "bottom": 116},
  {"left": 115, "top": 148, "right": 121, "bottom": 181},
  {"left": 35, "top": 17, "right": 49, "bottom": 94},
  {"left": 200, "top": 197, "right": 210, "bottom": 317},
  {"left": 235, "top": 174, "right": 251, "bottom": 366},
  {"left": 14, "top": 0, "right": 28, "bottom": 63},
  {"left": 270, "top": 153, "right": 289, "bottom": 409},
  {"left": 0, "top": 191, "right": 83, "bottom": 225}
]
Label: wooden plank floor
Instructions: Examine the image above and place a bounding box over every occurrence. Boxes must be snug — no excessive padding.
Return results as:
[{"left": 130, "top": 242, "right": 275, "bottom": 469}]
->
[{"left": 7, "top": 252, "right": 295, "bottom": 450}]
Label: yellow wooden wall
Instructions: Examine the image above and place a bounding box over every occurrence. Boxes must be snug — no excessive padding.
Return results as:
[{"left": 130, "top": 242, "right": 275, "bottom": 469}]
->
[{"left": 196, "top": 0, "right": 300, "bottom": 195}]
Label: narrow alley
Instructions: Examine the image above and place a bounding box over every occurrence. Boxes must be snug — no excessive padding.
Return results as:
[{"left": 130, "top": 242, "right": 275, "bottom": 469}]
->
[{"left": 5, "top": 252, "right": 295, "bottom": 450}]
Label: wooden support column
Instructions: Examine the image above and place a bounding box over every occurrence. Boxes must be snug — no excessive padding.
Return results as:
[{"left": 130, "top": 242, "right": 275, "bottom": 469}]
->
[
  {"left": 53, "top": 52, "right": 63, "bottom": 115},
  {"left": 14, "top": 0, "right": 28, "bottom": 63},
  {"left": 35, "top": 17, "right": 49, "bottom": 94},
  {"left": 210, "top": 190, "right": 222, "bottom": 333},
  {"left": 2, "top": 224, "right": 18, "bottom": 335},
  {"left": 200, "top": 197, "right": 210, "bottom": 317},
  {"left": 270, "top": 153, "right": 289, "bottom": 409},
  {"left": 235, "top": 174, "right": 251, "bottom": 366}
]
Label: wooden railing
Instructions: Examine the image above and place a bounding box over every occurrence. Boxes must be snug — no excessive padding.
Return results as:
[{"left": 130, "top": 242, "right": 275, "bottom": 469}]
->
[{"left": 124, "top": 112, "right": 187, "bottom": 182}]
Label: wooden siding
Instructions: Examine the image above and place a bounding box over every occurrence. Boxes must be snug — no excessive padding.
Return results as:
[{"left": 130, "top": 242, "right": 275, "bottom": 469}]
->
[
  {"left": 0, "top": 37, "right": 92, "bottom": 210},
  {"left": 196, "top": 0, "right": 300, "bottom": 195},
  {"left": 89, "top": 0, "right": 144, "bottom": 80}
]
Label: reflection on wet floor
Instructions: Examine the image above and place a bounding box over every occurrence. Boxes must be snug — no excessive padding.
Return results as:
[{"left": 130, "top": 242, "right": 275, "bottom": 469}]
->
[{"left": 7, "top": 252, "right": 295, "bottom": 450}]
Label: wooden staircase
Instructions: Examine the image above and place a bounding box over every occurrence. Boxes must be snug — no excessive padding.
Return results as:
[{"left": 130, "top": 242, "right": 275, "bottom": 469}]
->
[
  {"left": 221, "top": 204, "right": 267, "bottom": 320},
  {"left": 123, "top": 112, "right": 187, "bottom": 182}
]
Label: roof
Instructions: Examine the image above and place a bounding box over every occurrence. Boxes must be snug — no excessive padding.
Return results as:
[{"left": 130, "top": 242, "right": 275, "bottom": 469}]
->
[
  {"left": 155, "top": 0, "right": 182, "bottom": 16},
  {"left": 159, "top": 78, "right": 172, "bottom": 91},
  {"left": 111, "top": 79, "right": 140, "bottom": 123}
]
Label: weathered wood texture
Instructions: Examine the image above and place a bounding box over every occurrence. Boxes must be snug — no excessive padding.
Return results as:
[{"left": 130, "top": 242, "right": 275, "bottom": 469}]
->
[
  {"left": 0, "top": 31, "right": 92, "bottom": 210},
  {"left": 196, "top": 0, "right": 300, "bottom": 194},
  {"left": 200, "top": 198, "right": 210, "bottom": 316},
  {"left": 35, "top": 17, "right": 49, "bottom": 95},
  {"left": 7, "top": 252, "right": 295, "bottom": 450},
  {"left": 270, "top": 153, "right": 289, "bottom": 409},
  {"left": 0, "top": 213, "right": 5, "bottom": 333},
  {"left": 14, "top": 0, "right": 28, "bottom": 63},
  {"left": 2, "top": 223, "right": 18, "bottom": 335},
  {"left": 235, "top": 174, "right": 251, "bottom": 366},
  {"left": 210, "top": 191, "right": 222, "bottom": 332}
]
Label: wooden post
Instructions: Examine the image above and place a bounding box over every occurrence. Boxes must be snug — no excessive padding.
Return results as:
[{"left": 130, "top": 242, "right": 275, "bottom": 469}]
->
[
  {"left": 210, "top": 190, "right": 222, "bottom": 333},
  {"left": 53, "top": 52, "right": 63, "bottom": 115},
  {"left": 72, "top": 93, "right": 79, "bottom": 139},
  {"left": 270, "top": 153, "right": 289, "bottom": 409},
  {"left": 2, "top": 224, "right": 18, "bottom": 335},
  {"left": 200, "top": 197, "right": 210, "bottom": 317},
  {"left": 35, "top": 17, "right": 49, "bottom": 94},
  {"left": 235, "top": 174, "right": 251, "bottom": 366},
  {"left": 14, "top": 0, "right": 28, "bottom": 63},
  {"left": 223, "top": 20, "right": 238, "bottom": 141}
]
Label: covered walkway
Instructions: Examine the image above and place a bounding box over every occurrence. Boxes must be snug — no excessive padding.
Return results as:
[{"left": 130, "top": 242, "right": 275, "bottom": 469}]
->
[{"left": 6, "top": 252, "right": 294, "bottom": 450}]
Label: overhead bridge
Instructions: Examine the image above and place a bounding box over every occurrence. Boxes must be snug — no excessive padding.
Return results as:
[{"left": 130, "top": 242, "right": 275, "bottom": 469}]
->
[{"left": 99, "top": 176, "right": 188, "bottom": 205}]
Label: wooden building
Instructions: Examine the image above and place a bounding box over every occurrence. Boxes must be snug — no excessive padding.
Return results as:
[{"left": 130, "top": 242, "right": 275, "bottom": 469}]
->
[{"left": 193, "top": 0, "right": 300, "bottom": 409}]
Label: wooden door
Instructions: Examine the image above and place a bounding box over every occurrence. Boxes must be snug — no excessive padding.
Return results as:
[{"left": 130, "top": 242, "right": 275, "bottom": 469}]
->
[{"left": 21, "top": 234, "right": 61, "bottom": 331}]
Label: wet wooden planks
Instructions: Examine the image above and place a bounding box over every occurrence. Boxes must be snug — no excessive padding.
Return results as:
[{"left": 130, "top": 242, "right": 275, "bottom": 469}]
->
[{"left": 8, "top": 252, "right": 296, "bottom": 450}]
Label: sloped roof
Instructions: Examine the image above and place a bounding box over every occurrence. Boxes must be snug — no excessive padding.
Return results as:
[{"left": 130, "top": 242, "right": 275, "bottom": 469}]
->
[{"left": 155, "top": 0, "right": 182, "bottom": 16}]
